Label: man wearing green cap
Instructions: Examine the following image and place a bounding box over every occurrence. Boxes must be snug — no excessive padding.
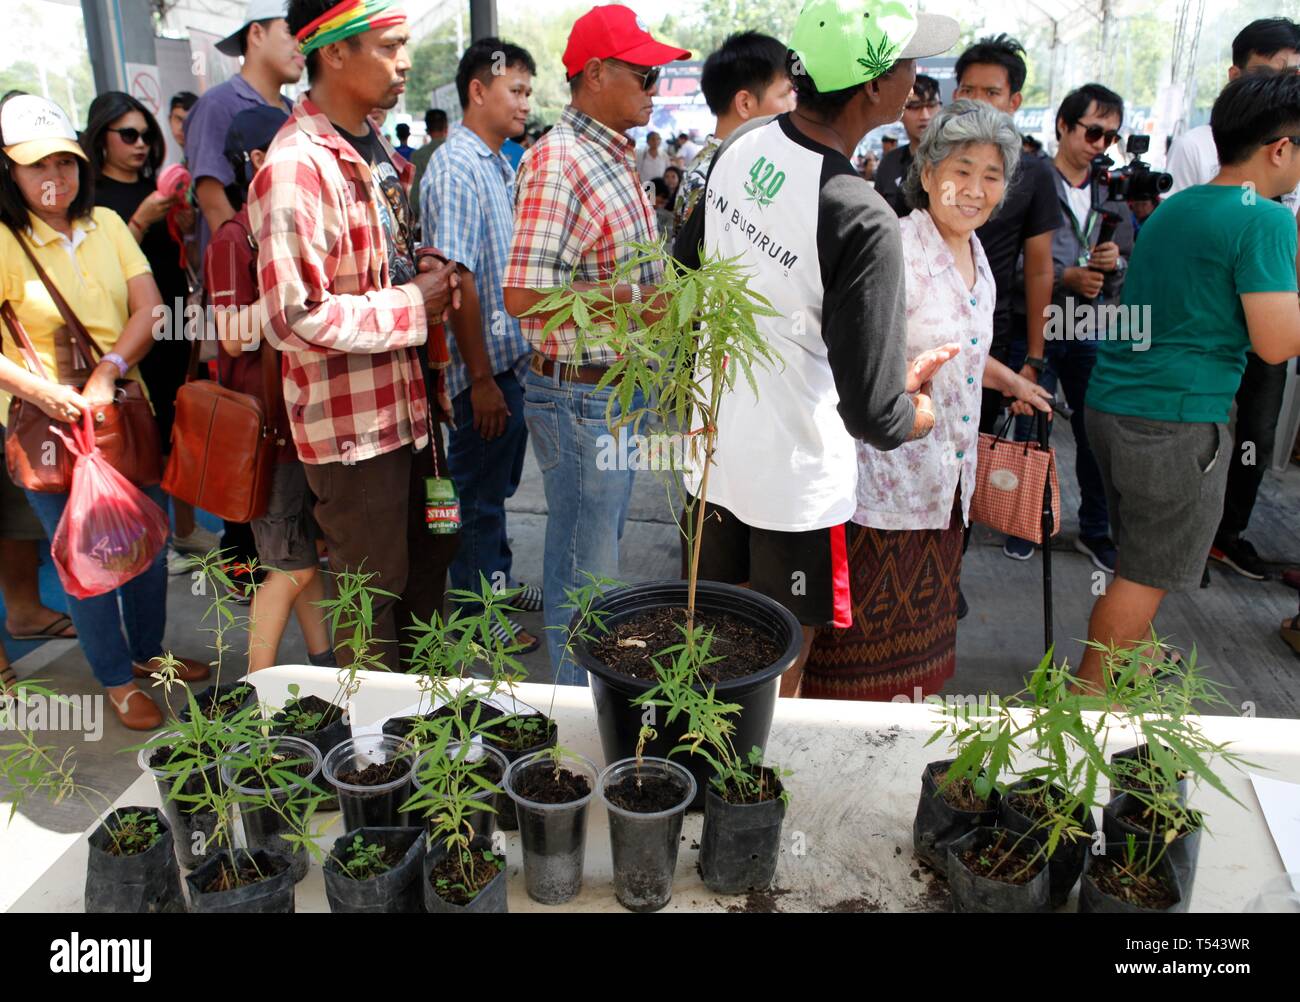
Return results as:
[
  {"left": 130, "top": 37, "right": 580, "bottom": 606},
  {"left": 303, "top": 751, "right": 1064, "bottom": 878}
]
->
[{"left": 675, "top": 0, "right": 961, "bottom": 696}]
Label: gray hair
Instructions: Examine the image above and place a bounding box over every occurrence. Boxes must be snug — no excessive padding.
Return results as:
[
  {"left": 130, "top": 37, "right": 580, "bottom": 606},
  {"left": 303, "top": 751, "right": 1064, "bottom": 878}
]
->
[{"left": 902, "top": 99, "right": 1022, "bottom": 212}]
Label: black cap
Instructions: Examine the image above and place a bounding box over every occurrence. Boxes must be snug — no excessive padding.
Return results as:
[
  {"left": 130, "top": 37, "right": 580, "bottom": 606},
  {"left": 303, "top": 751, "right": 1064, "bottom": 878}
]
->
[{"left": 223, "top": 104, "right": 289, "bottom": 161}]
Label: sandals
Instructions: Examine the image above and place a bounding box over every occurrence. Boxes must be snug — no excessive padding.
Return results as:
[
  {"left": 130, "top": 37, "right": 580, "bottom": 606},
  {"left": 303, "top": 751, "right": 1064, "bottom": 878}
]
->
[
  {"left": 6, "top": 613, "right": 77, "bottom": 642},
  {"left": 488, "top": 614, "right": 541, "bottom": 654},
  {"left": 511, "top": 583, "right": 544, "bottom": 612}
]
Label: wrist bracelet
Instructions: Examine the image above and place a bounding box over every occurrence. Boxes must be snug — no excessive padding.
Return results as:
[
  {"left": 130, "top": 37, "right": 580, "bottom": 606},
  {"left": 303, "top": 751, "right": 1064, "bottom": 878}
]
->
[
  {"left": 102, "top": 352, "right": 129, "bottom": 378},
  {"left": 629, "top": 283, "right": 643, "bottom": 306},
  {"left": 1025, "top": 356, "right": 1047, "bottom": 373}
]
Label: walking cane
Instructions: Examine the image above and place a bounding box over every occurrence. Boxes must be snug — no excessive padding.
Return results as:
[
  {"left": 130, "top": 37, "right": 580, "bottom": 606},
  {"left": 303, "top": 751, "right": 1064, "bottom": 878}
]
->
[{"left": 1039, "top": 412, "right": 1054, "bottom": 653}]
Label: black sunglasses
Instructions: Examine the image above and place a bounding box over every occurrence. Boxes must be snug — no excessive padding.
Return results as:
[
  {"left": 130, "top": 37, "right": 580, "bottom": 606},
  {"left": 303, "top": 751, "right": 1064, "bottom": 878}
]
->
[
  {"left": 1080, "top": 124, "right": 1120, "bottom": 146},
  {"left": 608, "top": 60, "right": 660, "bottom": 92},
  {"left": 108, "top": 126, "right": 155, "bottom": 146},
  {"left": 1264, "top": 135, "right": 1300, "bottom": 147}
]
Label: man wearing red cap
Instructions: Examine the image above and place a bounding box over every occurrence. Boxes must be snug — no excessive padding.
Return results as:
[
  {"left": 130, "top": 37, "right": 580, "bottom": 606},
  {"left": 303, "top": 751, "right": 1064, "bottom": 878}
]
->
[{"left": 503, "top": 4, "right": 690, "bottom": 680}]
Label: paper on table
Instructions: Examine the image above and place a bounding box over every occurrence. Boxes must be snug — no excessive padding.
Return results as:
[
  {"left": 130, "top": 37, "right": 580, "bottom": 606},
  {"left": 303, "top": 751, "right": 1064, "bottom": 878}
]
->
[{"left": 1249, "top": 773, "right": 1300, "bottom": 895}]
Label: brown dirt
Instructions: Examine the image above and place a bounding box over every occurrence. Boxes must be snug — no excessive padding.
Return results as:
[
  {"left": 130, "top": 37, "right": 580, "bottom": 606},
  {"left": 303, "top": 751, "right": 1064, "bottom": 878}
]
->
[
  {"left": 513, "top": 764, "right": 591, "bottom": 804},
  {"left": 823, "top": 895, "right": 885, "bottom": 912},
  {"left": 202, "top": 854, "right": 288, "bottom": 894},
  {"left": 715, "top": 766, "right": 783, "bottom": 806},
  {"left": 1118, "top": 804, "right": 1201, "bottom": 836},
  {"left": 483, "top": 713, "right": 555, "bottom": 752},
  {"left": 337, "top": 758, "right": 407, "bottom": 786},
  {"left": 957, "top": 832, "right": 1045, "bottom": 885},
  {"left": 1089, "top": 854, "right": 1179, "bottom": 909},
  {"left": 721, "top": 887, "right": 793, "bottom": 913},
  {"left": 428, "top": 849, "right": 503, "bottom": 906},
  {"left": 589, "top": 607, "right": 783, "bottom": 683},
  {"left": 233, "top": 752, "right": 315, "bottom": 788},
  {"left": 932, "top": 767, "right": 990, "bottom": 812},
  {"left": 605, "top": 773, "right": 688, "bottom": 813}
]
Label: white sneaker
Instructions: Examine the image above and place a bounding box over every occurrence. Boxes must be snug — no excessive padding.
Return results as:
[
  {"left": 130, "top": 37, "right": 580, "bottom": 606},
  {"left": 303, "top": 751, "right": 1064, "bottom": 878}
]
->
[
  {"left": 172, "top": 525, "right": 222, "bottom": 556},
  {"left": 166, "top": 548, "right": 195, "bottom": 576}
]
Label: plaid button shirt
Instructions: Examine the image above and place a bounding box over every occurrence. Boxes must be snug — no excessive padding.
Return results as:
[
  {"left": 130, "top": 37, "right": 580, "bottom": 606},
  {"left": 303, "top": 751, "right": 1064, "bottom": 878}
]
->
[
  {"left": 504, "top": 106, "right": 663, "bottom": 364},
  {"left": 246, "top": 96, "right": 429, "bottom": 466}
]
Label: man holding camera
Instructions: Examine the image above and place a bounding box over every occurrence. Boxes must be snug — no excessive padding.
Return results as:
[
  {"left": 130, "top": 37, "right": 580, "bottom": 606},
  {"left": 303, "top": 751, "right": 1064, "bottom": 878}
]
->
[
  {"left": 1041, "top": 83, "right": 1135, "bottom": 576},
  {"left": 1079, "top": 73, "right": 1300, "bottom": 691}
]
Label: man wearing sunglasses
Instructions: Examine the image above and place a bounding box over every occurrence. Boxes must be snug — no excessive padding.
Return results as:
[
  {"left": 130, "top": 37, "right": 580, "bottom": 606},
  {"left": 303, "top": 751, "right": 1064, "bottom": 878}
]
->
[
  {"left": 503, "top": 4, "right": 689, "bottom": 679},
  {"left": 1044, "top": 82, "right": 1135, "bottom": 577}
]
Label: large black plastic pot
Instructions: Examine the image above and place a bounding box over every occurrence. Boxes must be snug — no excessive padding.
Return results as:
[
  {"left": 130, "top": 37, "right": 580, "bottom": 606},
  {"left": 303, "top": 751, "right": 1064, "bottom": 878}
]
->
[
  {"left": 946, "top": 826, "right": 1050, "bottom": 913},
  {"left": 384, "top": 699, "right": 505, "bottom": 745},
  {"left": 570, "top": 581, "right": 801, "bottom": 809},
  {"left": 423, "top": 835, "right": 508, "bottom": 913},
  {"left": 1109, "top": 743, "right": 1190, "bottom": 802},
  {"left": 185, "top": 848, "right": 295, "bottom": 913},
  {"left": 698, "top": 773, "right": 786, "bottom": 894},
  {"left": 997, "top": 779, "right": 1097, "bottom": 908},
  {"left": 221, "top": 737, "right": 322, "bottom": 883},
  {"left": 598, "top": 757, "right": 696, "bottom": 913},
  {"left": 137, "top": 734, "right": 220, "bottom": 869},
  {"left": 323, "top": 826, "right": 426, "bottom": 913},
  {"left": 1101, "top": 792, "right": 1202, "bottom": 902},
  {"left": 1079, "top": 843, "right": 1187, "bottom": 913},
  {"left": 85, "top": 806, "right": 185, "bottom": 913},
  {"left": 913, "top": 759, "right": 1001, "bottom": 872},
  {"left": 505, "top": 750, "right": 598, "bottom": 905}
]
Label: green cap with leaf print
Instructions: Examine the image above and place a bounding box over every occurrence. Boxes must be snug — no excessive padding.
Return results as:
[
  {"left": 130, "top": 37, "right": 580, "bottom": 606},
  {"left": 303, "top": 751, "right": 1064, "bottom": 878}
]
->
[{"left": 789, "top": 0, "right": 959, "bottom": 91}]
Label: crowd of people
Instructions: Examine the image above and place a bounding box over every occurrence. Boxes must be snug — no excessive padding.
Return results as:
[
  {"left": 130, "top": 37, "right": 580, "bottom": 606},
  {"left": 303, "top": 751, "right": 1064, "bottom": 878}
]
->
[{"left": 1, "top": 0, "right": 1298, "bottom": 729}]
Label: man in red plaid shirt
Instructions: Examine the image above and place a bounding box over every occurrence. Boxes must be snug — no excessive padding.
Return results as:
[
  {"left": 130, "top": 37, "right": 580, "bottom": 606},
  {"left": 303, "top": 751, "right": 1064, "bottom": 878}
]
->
[
  {"left": 247, "top": 0, "right": 460, "bottom": 669},
  {"left": 504, "top": 5, "right": 689, "bottom": 679}
]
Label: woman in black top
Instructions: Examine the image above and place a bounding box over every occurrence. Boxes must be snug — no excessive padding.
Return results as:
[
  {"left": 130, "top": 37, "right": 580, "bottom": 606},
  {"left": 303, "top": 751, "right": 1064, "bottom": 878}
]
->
[{"left": 82, "top": 92, "right": 210, "bottom": 552}]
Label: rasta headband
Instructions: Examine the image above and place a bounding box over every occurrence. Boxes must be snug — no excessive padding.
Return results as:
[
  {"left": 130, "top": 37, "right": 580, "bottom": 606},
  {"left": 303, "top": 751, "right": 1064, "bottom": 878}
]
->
[{"left": 296, "top": 0, "right": 408, "bottom": 55}]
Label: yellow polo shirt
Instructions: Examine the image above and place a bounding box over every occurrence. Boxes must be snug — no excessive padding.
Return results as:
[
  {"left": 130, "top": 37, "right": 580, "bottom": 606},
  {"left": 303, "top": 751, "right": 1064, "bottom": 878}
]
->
[{"left": 0, "top": 207, "right": 152, "bottom": 421}]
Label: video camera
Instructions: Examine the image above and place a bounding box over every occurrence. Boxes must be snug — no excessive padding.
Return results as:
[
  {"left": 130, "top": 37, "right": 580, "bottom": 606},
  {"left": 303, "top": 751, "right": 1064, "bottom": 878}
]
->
[{"left": 1090, "top": 135, "right": 1173, "bottom": 210}]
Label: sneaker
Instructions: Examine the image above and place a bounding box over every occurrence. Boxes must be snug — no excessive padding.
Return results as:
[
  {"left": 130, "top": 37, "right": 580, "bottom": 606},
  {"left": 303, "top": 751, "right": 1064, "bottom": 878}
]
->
[
  {"left": 1075, "top": 535, "right": 1117, "bottom": 574},
  {"left": 1209, "top": 537, "right": 1269, "bottom": 581},
  {"left": 166, "top": 548, "right": 195, "bottom": 576},
  {"left": 1002, "top": 536, "right": 1034, "bottom": 560},
  {"left": 172, "top": 525, "right": 222, "bottom": 556}
]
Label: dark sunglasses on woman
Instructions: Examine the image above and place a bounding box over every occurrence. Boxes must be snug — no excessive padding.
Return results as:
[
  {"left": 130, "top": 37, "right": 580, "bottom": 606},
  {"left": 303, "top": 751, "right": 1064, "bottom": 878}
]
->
[{"left": 108, "top": 126, "right": 155, "bottom": 146}]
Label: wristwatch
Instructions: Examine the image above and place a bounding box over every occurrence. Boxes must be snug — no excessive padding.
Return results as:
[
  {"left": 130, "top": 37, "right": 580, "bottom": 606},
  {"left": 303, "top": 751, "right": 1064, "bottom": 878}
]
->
[{"left": 1025, "top": 356, "right": 1047, "bottom": 373}]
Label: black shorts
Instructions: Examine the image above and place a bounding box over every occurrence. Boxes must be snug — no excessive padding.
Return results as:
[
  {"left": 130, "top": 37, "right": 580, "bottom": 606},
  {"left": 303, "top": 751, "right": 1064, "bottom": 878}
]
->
[{"left": 684, "top": 500, "right": 850, "bottom": 628}]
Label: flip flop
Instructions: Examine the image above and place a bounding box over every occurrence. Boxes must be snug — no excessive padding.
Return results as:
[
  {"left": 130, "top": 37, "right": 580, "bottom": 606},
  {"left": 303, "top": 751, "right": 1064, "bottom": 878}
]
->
[
  {"left": 488, "top": 615, "right": 541, "bottom": 655},
  {"left": 7, "top": 613, "right": 77, "bottom": 642},
  {"left": 1282, "top": 614, "right": 1300, "bottom": 658}
]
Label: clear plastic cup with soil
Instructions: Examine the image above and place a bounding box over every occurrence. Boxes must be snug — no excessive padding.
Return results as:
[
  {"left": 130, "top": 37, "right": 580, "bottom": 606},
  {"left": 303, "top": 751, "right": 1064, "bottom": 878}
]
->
[
  {"left": 912, "top": 758, "right": 1001, "bottom": 872},
  {"left": 996, "top": 778, "right": 1097, "bottom": 907},
  {"left": 185, "top": 847, "right": 296, "bottom": 913},
  {"left": 410, "top": 741, "right": 508, "bottom": 843},
  {"left": 323, "top": 826, "right": 427, "bottom": 913},
  {"left": 178, "top": 680, "right": 258, "bottom": 724},
  {"left": 1101, "top": 791, "right": 1203, "bottom": 901},
  {"left": 945, "top": 826, "right": 1051, "bottom": 913},
  {"left": 220, "top": 736, "right": 323, "bottom": 883},
  {"left": 137, "top": 733, "right": 221, "bottom": 869},
  {"left": 505, "top": 748, "right": 598, "bottom": 905},
  {"left": 1079, "top": 839, "right": 1187, "bottom": 913},
  {"left": 699, "top": 765, "right": 787, "bottom": 894},
  {"left": 423, "top": 834, "right": 508, "bottom": 913},
  {"left": 84, "top": 806, "right": 185, "bottom": 913},
  {"left": 1109, "top": 742, "right": 1190, "bottom": 802},
  {"left": 482, "top": 712, "right": 557, "bottom": 831},
  {"left": 598, "top": 756, "right": 697, "bottom": 912},
  {"left": 323, "top": 734, "right": 416, "bottom": 831},
  {"left": 269, "top": 689, "right": 351, "bottom": 809}
]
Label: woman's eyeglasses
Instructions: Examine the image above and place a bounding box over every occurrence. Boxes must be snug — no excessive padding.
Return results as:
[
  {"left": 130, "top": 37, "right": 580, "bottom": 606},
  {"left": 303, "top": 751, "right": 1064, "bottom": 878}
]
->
[
  {"left": 1080, "top": 124, "right": 1120, "bottom": 146},
  {"left": 108, "top": 127, "right": 155, "bottom": 146},
  {"left": 609, "top": 60, "right": 660, "bottom": 92}
]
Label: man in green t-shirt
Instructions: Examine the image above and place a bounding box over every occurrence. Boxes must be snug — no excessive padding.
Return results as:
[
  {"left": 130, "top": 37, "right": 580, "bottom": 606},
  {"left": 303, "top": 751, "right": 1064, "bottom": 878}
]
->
[{"left": 1078, "top": 72, "right": 1300, "bottom": 691}]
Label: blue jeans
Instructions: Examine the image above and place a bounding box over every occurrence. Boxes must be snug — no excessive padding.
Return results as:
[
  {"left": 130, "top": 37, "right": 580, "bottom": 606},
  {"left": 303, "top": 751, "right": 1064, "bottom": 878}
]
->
[
  {"left": 447, "top": 371, "right": 529, "bottom": 597},
  {"left": 24, "top": 484, "right": 170, "bottom": 688},
  {"left": 1012, "top": 338, "right": 1110, "bottom": 539},
  {"left": 523, "top": 367, "right": 642, "bottom": 684}
]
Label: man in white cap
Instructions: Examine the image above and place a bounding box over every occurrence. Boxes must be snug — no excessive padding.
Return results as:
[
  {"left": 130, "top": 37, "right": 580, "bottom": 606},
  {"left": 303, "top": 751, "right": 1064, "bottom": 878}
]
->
[
  {"left": 184, "top": 0, "right": 305, "bottom": 261},
  {"left": 674, "top": 0, "right": 961, "bottom": 696}
]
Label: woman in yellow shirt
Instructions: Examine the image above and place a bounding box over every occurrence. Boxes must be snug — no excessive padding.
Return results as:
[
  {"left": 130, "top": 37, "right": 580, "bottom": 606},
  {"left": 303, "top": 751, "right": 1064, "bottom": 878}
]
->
[{"left": 0, "top": 93, "right": 208, "bottom": 730}]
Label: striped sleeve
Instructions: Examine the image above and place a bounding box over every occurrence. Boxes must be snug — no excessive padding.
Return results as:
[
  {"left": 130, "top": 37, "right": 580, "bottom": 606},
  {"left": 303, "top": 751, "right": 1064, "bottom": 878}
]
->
[
  {"left": 424, "top": 146, "right": 482, "bottom": 273},
  {"left": 247, "top": 144, "right": 427, "bottom": 355}
]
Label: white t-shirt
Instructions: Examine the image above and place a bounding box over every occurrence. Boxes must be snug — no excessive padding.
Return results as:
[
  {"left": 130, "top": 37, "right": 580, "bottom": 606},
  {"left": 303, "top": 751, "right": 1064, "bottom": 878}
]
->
[
  {"left": 678, "top": 139, "right": 701, "bottom": 163},
  {"left": 637, "top": 148, "right": 669, "bottom": 182},
  {"left": 1167, "top": 124, "right": 1300, "bottom": 214}
]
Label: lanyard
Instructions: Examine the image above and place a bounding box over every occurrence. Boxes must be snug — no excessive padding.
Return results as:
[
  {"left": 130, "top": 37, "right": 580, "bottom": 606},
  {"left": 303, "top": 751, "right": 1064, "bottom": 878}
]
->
[{"left": 1055, "top": 167, "right": 1098, "bottom": 262}]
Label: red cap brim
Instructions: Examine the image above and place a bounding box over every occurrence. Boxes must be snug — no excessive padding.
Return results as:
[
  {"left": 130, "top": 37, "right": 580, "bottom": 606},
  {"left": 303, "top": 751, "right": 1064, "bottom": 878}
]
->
[{"left": 611, "top": 39, "right": 692, "bottom": 68}]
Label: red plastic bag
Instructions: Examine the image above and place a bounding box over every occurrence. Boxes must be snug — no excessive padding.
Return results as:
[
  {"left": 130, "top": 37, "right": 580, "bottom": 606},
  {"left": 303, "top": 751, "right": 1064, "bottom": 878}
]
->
[{"left": 51, "top": 411, "right": 169, "bottom": 599}]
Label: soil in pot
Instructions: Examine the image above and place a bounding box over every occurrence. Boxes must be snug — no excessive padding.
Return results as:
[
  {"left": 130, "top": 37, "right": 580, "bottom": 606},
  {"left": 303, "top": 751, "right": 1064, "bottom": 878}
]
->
[
  {"left": 270, "top": 695, "right": 349, "bottom": 808},
  {"left": 324, "top": 736, "right": 414, "bottom": 831},
  {"left": 423, "top": 835, "right": 507, "bottom": 913},
  {"left": 1081, "top": 849, "right": 1184, "bottom": 912},
  {"left": 699, "top": 768, "right": 786, "bottom": 895},
  {"left": 946, "top": 827, "right": 1049, "bottom": 913},
  {"left": 589, "top": 606, "right": 782, "bottom": 683},
  {"left": 336, "top": 759, "right": 406, "bottom": 786},
  {"left": 512, "top": 764, "right": 591, "bottom": 803},
  {"left": 85, "top": 807, "right": 185, "bottom": 913},
  {"left": 226, "top": 741, "right": 322, "bottom": 883},
  {"left": 1104, "top": 793, "right": 1202, "bottom": 901},
  {"left": 600, "top": 758, "right": 695, "bottom": 912},
  {"left": 186, "top": 849, "right": 295, "bottom": 913},
  {"left": 506, "top": 753, "right": 597, "bottom": 905},
  {"left": 998, "top": 781, "right": 1096, "bottom": 908},
  {"left": 1110, "top": 743, "right": 1190, "bottom": 800},
  {"left": 181, "top": 681, "right": 256, "bottom": 723},
  {"left": 323, "top": 827, "right": 425, "bottom": 913},
  {"left": 483, "top": 713, "right": 557, "bottom": 831},
  {"left": 912, "top": 760, "right": 1000, "bottom": 872}
]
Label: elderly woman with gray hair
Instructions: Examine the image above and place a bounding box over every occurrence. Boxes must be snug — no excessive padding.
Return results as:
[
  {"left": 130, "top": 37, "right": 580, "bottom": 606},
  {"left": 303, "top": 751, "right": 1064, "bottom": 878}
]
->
[{"left": 805, "top": 101, "right": 1053, "bottom": 701}]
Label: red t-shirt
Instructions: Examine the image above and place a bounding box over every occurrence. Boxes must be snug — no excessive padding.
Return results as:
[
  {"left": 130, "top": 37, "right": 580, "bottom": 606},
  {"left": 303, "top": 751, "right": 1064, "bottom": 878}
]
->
[{"left": 204, "top": 208, "right": 295, "bottom": 464}]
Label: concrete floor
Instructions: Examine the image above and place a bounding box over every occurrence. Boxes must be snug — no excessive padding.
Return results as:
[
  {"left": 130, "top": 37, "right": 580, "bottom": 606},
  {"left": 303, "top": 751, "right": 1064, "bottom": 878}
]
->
[{"left": 4, "top": 417, "right": 1300, "bottom": 858}]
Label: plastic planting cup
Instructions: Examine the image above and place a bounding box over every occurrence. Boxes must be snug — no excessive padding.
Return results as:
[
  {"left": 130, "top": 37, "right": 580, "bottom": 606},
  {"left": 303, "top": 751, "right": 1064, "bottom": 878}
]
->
[
  {"left": 410, "top": 741, "right": 509, "bottom": 843},
  {"left": 137, "top": 730, "right": 220, "bottom": 869},
  {"left": 323, "top": 735, "right": 416, "bottom": 832},
  {"left": 598, "top": 757, "right": 696, "bottom": 912},
  {"left": 505, "top": 749, "right": 599, "bottom": 905},
  {"left": 221, "top": 737, "right": 322, "bottom": 883}
]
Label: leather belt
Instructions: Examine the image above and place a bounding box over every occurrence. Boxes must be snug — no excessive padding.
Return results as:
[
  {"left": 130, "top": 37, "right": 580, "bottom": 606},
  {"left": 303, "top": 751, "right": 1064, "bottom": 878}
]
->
[{"left": 529, "top": 352, "right": 617, "bottom": 386}]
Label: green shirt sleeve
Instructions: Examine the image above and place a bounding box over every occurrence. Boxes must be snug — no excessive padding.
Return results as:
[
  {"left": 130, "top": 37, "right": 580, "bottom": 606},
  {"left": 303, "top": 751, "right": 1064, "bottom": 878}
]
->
[{"left": 1235, "top": 202, "right": 1298, "bottom": 295}]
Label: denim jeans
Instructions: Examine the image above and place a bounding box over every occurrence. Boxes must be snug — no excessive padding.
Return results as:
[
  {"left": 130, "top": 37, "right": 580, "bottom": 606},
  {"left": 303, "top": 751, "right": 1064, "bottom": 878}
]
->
[
  {"left": 447, "top": 371, "right": 529, "bottom": 596},
  {"left": 523, "top": 367, "right": 642, "bottom": 684},
  {"left": 24, "top": 483, "right": 170, "bottom": 688}
]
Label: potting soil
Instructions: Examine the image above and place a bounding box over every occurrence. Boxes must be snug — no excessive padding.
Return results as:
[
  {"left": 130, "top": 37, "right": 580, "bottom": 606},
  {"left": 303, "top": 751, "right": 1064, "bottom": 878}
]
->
[
  {"left": 590, "top": 607, "right": 783, "bottom": 683},
  {"left": 514, "top": 765, "right": 591, "bottom": 804},
  {"left": 428, "top": 848, "right": 503, "bottom": 905},
  {"left": 605, "top": 773, "right": 687, "bottom": 812}
]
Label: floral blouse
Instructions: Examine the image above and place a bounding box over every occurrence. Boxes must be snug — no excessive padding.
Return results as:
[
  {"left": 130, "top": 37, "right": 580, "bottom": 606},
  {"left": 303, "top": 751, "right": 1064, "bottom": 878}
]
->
[{"left": 854, "top": 208, "right": 996, "bottom": 531}]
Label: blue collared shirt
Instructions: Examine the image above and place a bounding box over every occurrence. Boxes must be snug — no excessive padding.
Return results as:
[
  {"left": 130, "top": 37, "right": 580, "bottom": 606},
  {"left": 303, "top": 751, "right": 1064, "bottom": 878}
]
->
[{"left": 420, "top": 124, "right": 531, "bottom": 400}]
